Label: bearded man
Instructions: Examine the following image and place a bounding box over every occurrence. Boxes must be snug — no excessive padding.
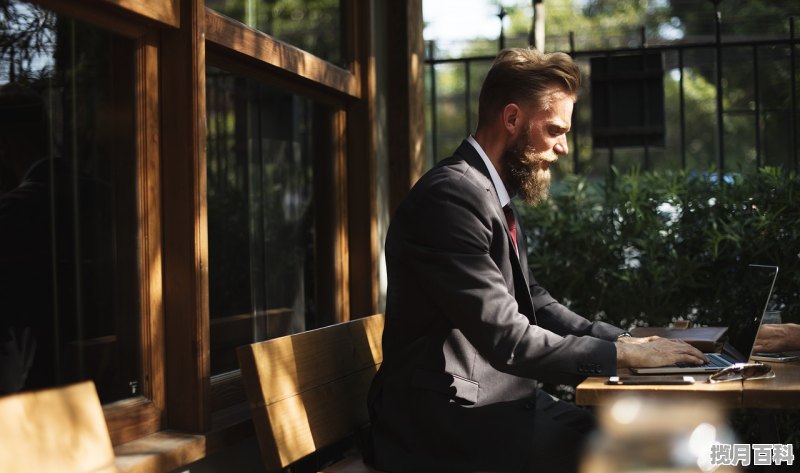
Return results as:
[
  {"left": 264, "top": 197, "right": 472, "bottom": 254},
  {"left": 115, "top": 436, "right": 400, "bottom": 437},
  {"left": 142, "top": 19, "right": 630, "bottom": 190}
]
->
[{"left": 364, "top": 48, "right": 706, "bottom": 473}]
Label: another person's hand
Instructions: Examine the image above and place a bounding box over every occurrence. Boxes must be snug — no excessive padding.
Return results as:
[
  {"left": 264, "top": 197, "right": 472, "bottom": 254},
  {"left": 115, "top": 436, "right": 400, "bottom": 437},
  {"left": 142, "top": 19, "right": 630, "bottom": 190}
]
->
[
  {"left": 616, "top": 335, "right": 659, "bottom": 345},
  {"left": 615, "top": 336, "right": 707, "bottom": 368},
  {"left": 0, "top": 328, "right": 36, "bottom": 394},
  {"left": 754, "top": 323, "right": 800, "bottom": 353}
]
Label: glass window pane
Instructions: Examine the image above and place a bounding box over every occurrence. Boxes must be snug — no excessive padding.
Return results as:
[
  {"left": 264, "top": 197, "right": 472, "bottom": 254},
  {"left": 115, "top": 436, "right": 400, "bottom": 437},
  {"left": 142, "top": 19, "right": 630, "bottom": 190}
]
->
[
  {"left": 206, "top": 66, "right": 330, "bottom": 376},
  {"left": 205, "top": 0, "right": 343, "bottom": 66},
  {"left": 0, "top": 1, "right": 140, "bottom": 403}
]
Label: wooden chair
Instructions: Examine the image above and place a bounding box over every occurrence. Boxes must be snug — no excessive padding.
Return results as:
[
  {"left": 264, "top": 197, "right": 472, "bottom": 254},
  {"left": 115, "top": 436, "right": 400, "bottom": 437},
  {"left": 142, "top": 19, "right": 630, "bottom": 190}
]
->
[
  {"left": 0, "top": 381, "right": 118, "bottom": 473},
  {"left": 238, "top": 314, "right": 385, "bottom": 473}
]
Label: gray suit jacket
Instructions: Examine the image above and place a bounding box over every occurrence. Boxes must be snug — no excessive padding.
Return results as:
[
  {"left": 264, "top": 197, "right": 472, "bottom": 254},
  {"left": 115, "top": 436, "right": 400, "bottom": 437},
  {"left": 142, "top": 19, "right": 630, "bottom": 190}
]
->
[{"left": 366, "top": 140, "right": 623, "bottom": 472}]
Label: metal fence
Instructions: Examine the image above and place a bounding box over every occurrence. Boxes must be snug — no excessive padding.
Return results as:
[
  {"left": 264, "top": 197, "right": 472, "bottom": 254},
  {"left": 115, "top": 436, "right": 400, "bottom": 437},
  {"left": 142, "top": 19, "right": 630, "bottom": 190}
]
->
[{"left": 425, "top": 17, "right": 799, "bottom": 177}]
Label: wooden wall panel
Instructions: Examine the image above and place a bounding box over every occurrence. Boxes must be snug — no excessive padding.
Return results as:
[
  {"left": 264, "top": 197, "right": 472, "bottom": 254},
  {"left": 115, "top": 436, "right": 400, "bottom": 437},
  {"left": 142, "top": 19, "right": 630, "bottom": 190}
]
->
[
  {"left": 161, "top": 0, "right": 210, "bottom": 432},
  {"left": 346, "top": 0, "right": 379, "bottom": 319},
  {"left": 137, "top": 30, "right": 166, "bottom": 428},
  {"left": 100, "top": 29, "right": 167, "bottom": 447},
  {"left": 387, "top": 0, "right": 425, "bottom": 214}
]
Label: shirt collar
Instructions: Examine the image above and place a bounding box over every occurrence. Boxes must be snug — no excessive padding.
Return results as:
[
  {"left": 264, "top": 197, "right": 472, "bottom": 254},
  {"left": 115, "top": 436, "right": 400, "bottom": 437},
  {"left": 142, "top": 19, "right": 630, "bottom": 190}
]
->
[{"left": 467, "top": 135, "right": 511, "bottom": 207}]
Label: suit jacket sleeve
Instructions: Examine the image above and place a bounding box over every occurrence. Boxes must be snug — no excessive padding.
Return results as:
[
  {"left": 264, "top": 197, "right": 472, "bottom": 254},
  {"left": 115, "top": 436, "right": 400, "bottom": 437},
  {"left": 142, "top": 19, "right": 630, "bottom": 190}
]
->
[
  {"left": 529, "top": 278, "right": 626, "bottom": 341},
  {"left": 392, "top": 168, "right": 617, "bottom": 384}
]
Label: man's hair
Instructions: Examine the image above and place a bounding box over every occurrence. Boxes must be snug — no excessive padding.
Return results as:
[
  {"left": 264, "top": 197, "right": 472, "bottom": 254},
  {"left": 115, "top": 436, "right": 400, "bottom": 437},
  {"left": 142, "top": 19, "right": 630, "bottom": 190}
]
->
[{"left": 477, "top": 48, "right": 580, "bottom": 124}]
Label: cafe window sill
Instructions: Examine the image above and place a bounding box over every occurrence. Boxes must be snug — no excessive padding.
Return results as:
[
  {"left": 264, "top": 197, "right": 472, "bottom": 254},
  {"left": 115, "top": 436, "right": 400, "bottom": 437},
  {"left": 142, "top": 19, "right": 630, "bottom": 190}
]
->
[
  {"left": 114, "top": 431, "right": 206, "bottom": 473},
  {"left": 114, "top": 406, "right": 255, "bottom": 473}
]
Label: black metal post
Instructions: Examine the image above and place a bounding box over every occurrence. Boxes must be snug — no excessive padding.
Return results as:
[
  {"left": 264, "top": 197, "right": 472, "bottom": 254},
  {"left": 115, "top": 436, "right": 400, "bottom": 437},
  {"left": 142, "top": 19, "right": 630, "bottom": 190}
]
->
[
  {"left": 753, "top": 45, "right": 761, "bottom": 169},
  {"left": 712, "top": 0, "right": 725, "bottom": 175},
  {"left": 569, "top": 31, "right": 580, "bottom": 173},
  {"left": 465, "top": 59, "right": 472, "bottom": 135},
  {"left": 640, "top": 26, "right": 650, "bottom": 170},
  {"left": 606, "top": 52, "right": 615, "bottom": 170},
  {"left": 429, "top": 41, "right": 438, "bottom": 162},
  {"left": 679, "top": 48, "right": 687, "bottom": 170},
  {"left": 791, "top": 17, "right": 798, "bottom": 171},
  {"left": 498, "top": 7, "right": 507, "bottom": 51},
  {"left": 8, "top": 47, "right": 15, "bottom": 82}
]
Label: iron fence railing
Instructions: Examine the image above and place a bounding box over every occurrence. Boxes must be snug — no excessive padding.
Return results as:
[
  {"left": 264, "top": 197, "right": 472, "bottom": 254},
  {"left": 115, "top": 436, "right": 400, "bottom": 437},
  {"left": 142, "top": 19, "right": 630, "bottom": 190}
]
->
[{"left": 425, "top": 17, "right": 799, "bottom": 176}]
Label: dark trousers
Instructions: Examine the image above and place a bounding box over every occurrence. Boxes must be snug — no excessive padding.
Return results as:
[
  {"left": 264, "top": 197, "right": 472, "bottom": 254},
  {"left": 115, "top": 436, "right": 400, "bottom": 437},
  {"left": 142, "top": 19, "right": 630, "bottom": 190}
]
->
[{"left": 524, "top": 390, "right": 597, "bottom": 473}]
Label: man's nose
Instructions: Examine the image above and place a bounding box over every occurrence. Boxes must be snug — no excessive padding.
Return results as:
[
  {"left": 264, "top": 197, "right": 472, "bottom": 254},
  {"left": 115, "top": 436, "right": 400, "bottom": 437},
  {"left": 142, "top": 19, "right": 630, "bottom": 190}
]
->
[{"left": 554, "top": 136, "right": 569, "bottom": 155}]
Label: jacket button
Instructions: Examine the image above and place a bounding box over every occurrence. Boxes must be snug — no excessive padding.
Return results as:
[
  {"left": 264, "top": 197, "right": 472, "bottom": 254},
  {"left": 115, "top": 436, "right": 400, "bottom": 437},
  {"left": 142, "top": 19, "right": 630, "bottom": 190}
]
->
[{"left": 524, "top": 400, "right": 535, "bottom": 410}]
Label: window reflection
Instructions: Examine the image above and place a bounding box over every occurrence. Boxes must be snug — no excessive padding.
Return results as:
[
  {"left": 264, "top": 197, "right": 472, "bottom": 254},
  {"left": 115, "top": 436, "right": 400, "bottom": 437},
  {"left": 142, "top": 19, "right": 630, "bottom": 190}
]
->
[
  {"left": 207, "top": 66, "right": 328, "bottom": 375},
  {"left": 205, "top": 0, "right": 342, "bottom": 66},
  {"left": 0, "top": 1, "right": 140, "bottom": 402}
]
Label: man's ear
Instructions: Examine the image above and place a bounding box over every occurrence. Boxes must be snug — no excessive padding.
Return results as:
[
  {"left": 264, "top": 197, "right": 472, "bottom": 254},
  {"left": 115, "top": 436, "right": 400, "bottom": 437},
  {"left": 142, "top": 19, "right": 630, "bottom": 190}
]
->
[{"left": 502, "top": 103, "right": 520, "bottom": 135}]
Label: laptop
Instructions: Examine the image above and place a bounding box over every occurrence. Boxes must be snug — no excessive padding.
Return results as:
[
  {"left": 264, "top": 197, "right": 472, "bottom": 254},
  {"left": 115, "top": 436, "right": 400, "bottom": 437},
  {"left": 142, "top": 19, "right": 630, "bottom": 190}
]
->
[{"left": 630, "top": 264, "right": 779, "bottom": 375}]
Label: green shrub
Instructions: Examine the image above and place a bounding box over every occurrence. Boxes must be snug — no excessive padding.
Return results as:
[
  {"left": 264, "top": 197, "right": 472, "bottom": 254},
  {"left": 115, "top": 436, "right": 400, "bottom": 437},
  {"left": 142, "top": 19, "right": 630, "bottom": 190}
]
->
[{"left": 519, "top": 166, "right": 800, "bottom": 329}]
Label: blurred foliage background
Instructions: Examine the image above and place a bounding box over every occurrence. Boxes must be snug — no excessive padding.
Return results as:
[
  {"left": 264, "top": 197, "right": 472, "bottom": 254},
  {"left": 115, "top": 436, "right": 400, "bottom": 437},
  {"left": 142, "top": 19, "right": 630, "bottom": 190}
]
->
[
  {"left": 519, "top": 167, "right": 800, "bottom": 329},
  {"left": 517, "top": 166, "right": 800, "bottom": 450}
]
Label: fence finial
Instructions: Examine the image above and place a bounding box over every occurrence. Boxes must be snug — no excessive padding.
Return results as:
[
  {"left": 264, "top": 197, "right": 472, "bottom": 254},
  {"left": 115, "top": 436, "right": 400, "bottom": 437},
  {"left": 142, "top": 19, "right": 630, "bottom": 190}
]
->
[{"left": 497, "top": 6, "right": 507, "bottom": 51}]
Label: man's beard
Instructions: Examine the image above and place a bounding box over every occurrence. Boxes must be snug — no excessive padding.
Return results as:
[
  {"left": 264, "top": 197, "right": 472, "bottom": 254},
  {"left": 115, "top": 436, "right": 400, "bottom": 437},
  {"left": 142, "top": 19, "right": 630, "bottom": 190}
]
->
[{"left": 502, "top": 132, "right": 552, "bottom": 205}]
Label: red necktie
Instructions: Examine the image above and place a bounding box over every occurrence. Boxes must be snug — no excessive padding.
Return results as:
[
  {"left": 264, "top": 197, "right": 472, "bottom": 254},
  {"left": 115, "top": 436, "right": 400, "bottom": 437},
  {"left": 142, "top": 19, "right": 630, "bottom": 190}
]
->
[{"left": 503, "top": 205, "right": 518, "bottom": 255}]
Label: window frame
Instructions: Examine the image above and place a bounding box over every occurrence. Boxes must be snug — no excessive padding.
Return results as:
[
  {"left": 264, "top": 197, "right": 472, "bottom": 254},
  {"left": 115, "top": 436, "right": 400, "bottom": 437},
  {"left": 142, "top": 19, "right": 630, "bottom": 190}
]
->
[
  {"left": 202, "top": 11, "right": 356, "bottom": 421},
  {"left": 27, "top": 0, "right": 167, "bottom": 445},
  {"left": 204, "top": 8, "right": 359, "bottom": 99},
  {"left": 197, "top": 1, "right": 384, "bottom": 425}
]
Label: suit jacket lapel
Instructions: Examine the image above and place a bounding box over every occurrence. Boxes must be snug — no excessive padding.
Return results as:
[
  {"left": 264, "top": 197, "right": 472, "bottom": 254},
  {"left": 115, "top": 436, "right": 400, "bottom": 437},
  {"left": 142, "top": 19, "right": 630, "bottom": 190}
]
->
[
  {"left": 455, "top": 141, "right": 537, "bottom": 322},
  {"left": 456, "top": 142, "right": 517, "bottom": 253}
]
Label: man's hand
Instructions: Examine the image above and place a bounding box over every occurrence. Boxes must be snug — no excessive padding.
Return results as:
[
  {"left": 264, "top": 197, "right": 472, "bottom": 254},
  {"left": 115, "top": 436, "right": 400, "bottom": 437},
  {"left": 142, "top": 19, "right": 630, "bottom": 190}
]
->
[
  {"left": 754, "top": 323, "right": 800, "bottom": 353},
  {"left": 616, "top": 336, "right": 707, "bottom": 368}
]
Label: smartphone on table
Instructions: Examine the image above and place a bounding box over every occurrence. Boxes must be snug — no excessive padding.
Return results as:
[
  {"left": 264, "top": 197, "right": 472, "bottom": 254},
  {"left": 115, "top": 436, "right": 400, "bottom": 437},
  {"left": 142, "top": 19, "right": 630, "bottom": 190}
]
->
[
  {"left": 607, "top": 375, "right": 696, "bottom": 385},
  {"left": 751, "top": 352, "right": 800, "bottom": 363}
]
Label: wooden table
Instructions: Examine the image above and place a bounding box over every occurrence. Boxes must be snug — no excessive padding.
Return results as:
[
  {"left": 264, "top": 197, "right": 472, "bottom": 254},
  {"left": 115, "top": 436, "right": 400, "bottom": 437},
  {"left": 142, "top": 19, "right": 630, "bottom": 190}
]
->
[
  {"left": 576, "top": 359, "right": 800, "bottom": 409},
  {"left": 575, "top": 360, "right": 799, "bottom": 470},
  {"left": 741, "top": 360, "right": 800, "bottom": 409}
]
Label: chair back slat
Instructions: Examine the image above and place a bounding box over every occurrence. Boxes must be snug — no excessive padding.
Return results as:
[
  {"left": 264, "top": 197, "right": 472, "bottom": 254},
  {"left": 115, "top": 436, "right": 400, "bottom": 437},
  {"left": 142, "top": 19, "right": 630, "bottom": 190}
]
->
[
  {"left": 238, "top": 314, "right": 384, "bottom": 470},
  {"left": 0, "top": 381, "right": 117, "bottom": 473}
]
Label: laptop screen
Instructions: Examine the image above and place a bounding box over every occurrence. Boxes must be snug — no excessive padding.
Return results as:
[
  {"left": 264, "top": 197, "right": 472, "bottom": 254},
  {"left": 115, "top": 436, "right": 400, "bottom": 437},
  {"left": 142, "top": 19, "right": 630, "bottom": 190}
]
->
[{"left": 724, "top": 264, "right": 779, "bottom": 361}]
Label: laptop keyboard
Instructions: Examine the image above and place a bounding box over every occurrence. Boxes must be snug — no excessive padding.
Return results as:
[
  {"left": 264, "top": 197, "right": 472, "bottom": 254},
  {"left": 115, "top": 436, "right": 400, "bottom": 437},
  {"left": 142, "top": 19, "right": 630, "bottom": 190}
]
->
[{"left": 676, "top": 353, "right": 731, "bottom": 368}]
